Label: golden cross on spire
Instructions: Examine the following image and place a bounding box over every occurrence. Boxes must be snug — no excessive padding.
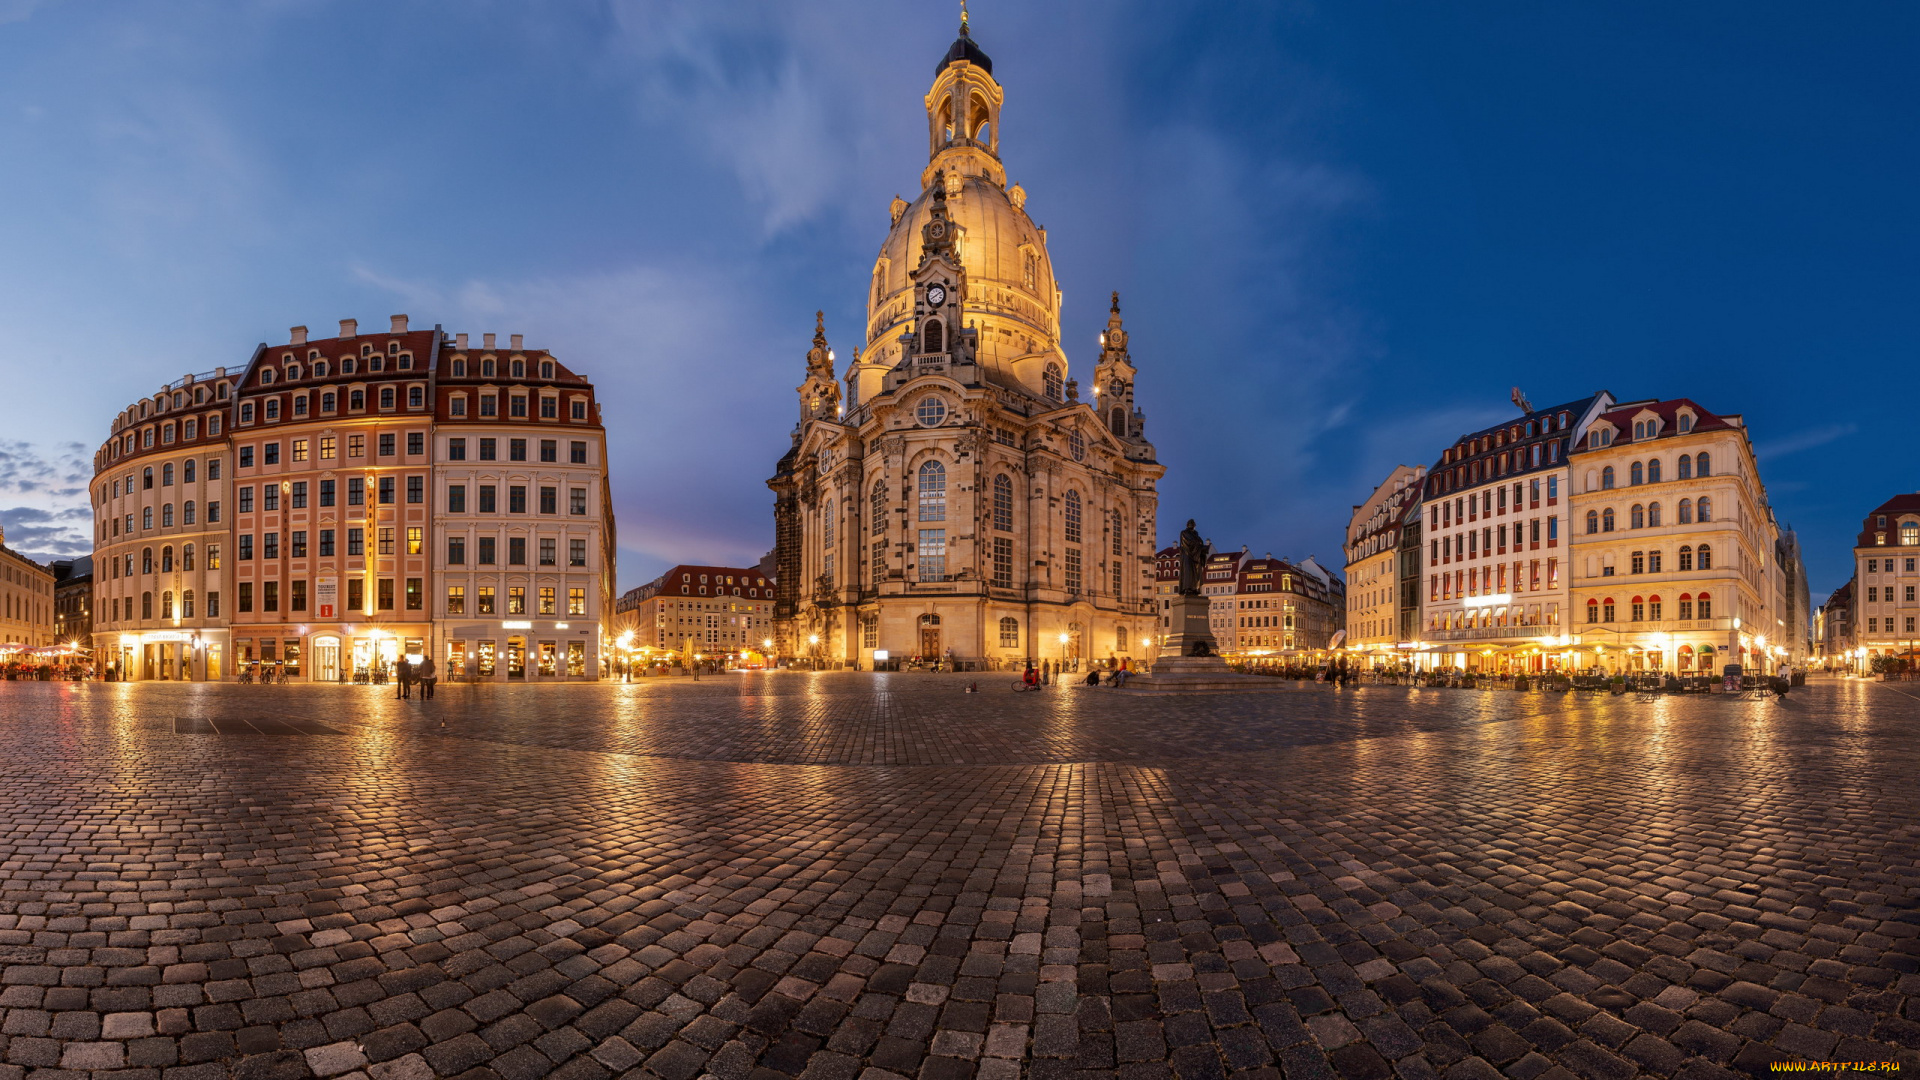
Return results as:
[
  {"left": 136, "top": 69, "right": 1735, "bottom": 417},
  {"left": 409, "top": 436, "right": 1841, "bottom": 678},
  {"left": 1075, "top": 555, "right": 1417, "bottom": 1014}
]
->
[{"left": 960, "top": 0, "right": 970, "bottom": 35}]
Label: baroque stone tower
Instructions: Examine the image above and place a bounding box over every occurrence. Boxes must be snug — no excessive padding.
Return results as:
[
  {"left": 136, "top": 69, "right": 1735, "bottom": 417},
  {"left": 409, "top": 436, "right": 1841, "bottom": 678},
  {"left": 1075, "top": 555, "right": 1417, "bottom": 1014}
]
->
[{"left": 769, "top": 16, "right": 1162, "bottom": 670}]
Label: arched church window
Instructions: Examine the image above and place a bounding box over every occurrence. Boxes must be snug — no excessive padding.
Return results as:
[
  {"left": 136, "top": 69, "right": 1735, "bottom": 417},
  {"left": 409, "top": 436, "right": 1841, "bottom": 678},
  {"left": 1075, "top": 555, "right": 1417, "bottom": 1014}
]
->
[
  {"left": 1112, "top": 509, "right": 1125, "bottom": 556},
  {"left": 1023, "top": 252, "right": 1037, "bottom": 290},
  {"left": 998, "top": 617, "right": 1019, "bottom": 648},
  {"left": 823, "top": 499, "right": 835, "bottom": 548},
  {"left": 1116, "top": 625, "right": 1129, "bottom": 651},
  {"left": 1110, "top": 408, "right": 1126, "bottom": 437},
  {"left": 923, "top": 319, "right": 944, "bottom": 354},
  {"left": 918, "top": 461, "right": 946, "bottom": 522},
  {"left": 993, "top": 474, "right": 1013, "bottom": 531},
  {"left": 1064, "top": 490, "right": 1082, "bottom": 544},
  {"left": 1043, "top": 363, "right": 1062, "bottom": 401},
  {"left": 871, "top": 479, "right": 887, "bottom": 535}
]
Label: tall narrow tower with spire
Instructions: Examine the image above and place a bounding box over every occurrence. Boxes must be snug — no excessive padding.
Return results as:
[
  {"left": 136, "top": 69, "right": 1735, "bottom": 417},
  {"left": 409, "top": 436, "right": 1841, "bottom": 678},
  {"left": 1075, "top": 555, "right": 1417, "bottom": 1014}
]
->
[{"left": 768, "top": 15, "right": 1162, "bottom": 671}]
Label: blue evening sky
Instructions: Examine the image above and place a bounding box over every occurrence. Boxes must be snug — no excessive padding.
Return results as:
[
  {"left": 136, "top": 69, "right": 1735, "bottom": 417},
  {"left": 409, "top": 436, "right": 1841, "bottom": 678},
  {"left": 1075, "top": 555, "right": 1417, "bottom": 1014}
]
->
[{"left": 0, "top": 1, "right": 1912, "bottom": 603}]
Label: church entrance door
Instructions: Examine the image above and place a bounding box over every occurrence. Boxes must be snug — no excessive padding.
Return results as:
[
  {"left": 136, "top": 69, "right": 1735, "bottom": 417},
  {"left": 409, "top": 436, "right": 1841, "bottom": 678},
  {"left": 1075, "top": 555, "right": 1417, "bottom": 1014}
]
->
[{"left": 918, "top": 614, "right": 941, "bottom": 661}]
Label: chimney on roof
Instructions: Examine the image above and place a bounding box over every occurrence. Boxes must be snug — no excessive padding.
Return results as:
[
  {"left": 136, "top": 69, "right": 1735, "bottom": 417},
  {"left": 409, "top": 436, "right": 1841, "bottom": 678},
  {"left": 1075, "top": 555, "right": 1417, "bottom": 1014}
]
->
[
  {"left": 483, "top": 333, "right": 497, "bottom": 349},
  {"left": 339, "top": 318, "right": 357, "bottom": 338},
  {"left": 290, "top": 326, "right": 308, "bottom": 345},
  {"left": 390, "top": 314, "right": 409, "bottom": 333},
  {"left": 510, "top": 333, "right": 524, "bottom": 350},
  {"left": 456, "top": 333, "right": 468, "bottom": 349}
]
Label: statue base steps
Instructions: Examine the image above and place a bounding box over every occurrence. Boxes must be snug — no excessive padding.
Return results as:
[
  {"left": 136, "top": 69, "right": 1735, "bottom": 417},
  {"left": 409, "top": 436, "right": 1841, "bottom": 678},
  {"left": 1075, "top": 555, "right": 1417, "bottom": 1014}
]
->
[{"left": 1119, "top": 655, "right": 1300, "bottom": 695}]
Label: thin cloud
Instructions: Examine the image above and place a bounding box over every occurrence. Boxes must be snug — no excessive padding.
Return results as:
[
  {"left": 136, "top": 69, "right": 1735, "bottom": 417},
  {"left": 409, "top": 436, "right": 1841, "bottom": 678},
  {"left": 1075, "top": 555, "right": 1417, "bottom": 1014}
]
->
[{"left": 1755, "top": 423, "right": 1857, "bottom": 461}]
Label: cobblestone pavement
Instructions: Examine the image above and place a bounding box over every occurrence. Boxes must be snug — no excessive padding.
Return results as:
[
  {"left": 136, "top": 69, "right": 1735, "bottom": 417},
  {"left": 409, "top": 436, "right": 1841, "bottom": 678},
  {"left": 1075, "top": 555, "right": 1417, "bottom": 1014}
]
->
[{"left": 1, "top": 675, "right": 1917, "bottom": 1080}]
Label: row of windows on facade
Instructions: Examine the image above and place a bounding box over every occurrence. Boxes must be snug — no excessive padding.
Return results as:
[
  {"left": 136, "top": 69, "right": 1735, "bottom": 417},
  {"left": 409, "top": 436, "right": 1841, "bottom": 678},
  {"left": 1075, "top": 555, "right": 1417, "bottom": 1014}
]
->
[
  {"left": 106, "top": 457, "right": 222, "bottom": 500},
  {"left": 1862, "top": 583, "right": 1918, "bottom": 604},
  {"left": 1583, "top": 591, "right": 1714, "bottom": 623},
  {"left": 1586, "top": 453, "right": 1711, "bottom": 491},
  {"left": 1592, "top": 546, "right": 1715, "bottom": 577},
  {"left": 1442, "top": 413, "right": 1575, "bottom": 465},
  {"left": 1589, "top": 413, "right": 1700, "bottom": 449},
  {"left": 829, "top": 530, "right": 1122, "bottom": 596},
  {"left": 1865, "top": 616, "right": 1919, "bottom": 634},
  {"left": 1430, "top": 603, "right": 1560, "bottom": 631},
  {"left": 1867, "top": 521, "right": 1920, "bottom": 546},
  {"left": 108, "top": 580, "right": 588, "bottom": 621},
  {"left": 225, "top": 434, "right": 591, "bottom": 467},
  {"left": 124, "top": 381, "right": 230, "bottom": 425},
  {"left": 1432, "top": 518, "right": 1558, "bottom": 562},
  {"left": 104, "top": 528, "right": 593, "bottom": 575},
  {"left": 236, "top": 388, "right": 587, "bottom": 424},
  {"left": 1584, "top": 499, "right": 1712, "bottom": 533},
  {"left": 225, "top": 478, "right": 584, "bottom": 515},
  {"left": 1432, "top": 478, "right": 1558, "bottom": 530},
  {"left": 115, "top": 413, "right": 224, "bottom": 455},
  {"left": 267, "top": 350, "right": 557, "bottom": 383},
  {"left": 1864, "top": 557, "right": 1918, "bottom": 577},
  {"left": 830, "top": 463, "right": 1130, "bottom": 551},
  {"left": 1443, "top": 438, "right": 1563, "bottom": 487},
  {"left": 1430, "top": 561, "right": 1560, "bottom": 601}
]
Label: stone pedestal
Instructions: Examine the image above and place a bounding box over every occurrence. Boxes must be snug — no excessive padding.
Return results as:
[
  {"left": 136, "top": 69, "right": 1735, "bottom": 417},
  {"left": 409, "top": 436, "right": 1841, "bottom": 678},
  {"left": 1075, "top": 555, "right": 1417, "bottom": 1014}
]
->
[{"left": 1127, "top": 594, "right": 1292, "bottom": 694}]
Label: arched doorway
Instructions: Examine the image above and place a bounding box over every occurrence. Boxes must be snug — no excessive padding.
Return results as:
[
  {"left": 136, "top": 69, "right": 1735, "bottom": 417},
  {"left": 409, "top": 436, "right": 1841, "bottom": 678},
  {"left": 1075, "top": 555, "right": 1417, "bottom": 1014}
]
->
[
  {"left": 313, "top": 636, "right": 341, "bottom": 683},
  {"left": 918, "top": 613, "right": 941, "bottom": 659}
]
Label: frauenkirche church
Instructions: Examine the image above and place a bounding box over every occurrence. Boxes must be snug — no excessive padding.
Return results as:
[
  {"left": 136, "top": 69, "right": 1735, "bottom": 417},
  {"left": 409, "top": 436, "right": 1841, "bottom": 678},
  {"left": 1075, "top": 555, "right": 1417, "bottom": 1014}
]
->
[{"left": 769, "top": 17, "right": 1164, "bottom": 669}]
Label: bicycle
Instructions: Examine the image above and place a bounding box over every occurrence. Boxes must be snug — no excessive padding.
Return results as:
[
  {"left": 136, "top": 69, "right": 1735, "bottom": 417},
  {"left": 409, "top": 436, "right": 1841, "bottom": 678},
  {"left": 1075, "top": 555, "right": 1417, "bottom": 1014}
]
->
[{"left": 1012, "top": 679, "right": 1044, "bottom": 692}]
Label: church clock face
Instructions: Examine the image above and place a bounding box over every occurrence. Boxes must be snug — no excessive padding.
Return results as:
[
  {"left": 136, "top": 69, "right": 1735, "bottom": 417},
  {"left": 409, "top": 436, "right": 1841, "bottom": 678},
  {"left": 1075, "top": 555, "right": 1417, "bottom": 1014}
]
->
[{"left": 926, "top": 284, "right": 946, "bottom": 306}]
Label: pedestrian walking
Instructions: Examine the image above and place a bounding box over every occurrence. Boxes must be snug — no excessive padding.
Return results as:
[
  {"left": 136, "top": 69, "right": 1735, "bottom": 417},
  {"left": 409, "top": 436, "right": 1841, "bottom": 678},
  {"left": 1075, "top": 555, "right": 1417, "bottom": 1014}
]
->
[{"left": 397, "top": 658, "right": 413, "bottom": 699}]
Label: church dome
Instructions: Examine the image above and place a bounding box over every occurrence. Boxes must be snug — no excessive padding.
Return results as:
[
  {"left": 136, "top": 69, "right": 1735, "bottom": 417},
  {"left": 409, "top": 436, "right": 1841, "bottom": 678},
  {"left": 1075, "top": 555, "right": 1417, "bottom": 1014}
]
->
[
  {"left": 854, "top": 28, "right": 1064, "bottom": 404},
  {"left": 865, "top": 173, "right": 1059, "bottom": 393}
]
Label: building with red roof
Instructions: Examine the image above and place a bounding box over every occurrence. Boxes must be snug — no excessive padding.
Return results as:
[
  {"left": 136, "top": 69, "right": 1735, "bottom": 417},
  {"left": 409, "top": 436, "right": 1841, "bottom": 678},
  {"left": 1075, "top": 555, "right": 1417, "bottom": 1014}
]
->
[
  {"left": 1850, "top": 493, "right": 1920, "bottom": 669},
  {"left": 613, "top": 565, "right": 778, "bottom": 661},
  {"left": 1567, "top": 396, "right": 1795, "bottom": 675}
]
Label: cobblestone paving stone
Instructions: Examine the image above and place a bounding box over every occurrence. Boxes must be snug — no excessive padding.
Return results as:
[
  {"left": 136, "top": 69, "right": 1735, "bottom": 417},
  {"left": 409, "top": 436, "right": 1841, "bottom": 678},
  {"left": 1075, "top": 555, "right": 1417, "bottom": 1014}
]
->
[{"left": 1, "top": 674, "right": 1917, "bottom": 1080}]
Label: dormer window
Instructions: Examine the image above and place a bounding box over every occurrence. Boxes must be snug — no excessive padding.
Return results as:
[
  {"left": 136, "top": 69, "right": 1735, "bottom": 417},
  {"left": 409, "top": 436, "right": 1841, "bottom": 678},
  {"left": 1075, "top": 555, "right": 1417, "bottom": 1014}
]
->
[
  {"left": 308, "top": 349, "right": 320, "bottom": 361},
  {"left": 260, "top": 369, "right": 275, "bottom": 385},
  {"left": 313, "top": 361, "right": 328, "bottom": 378},
  {"left": 342, "top": 359, "right": 355, "bottom": 375},
  {"left": 362, "top": 344, "right": 373, "bottom": 357},
  {"left": 540, "top": 360, "right": 554, "bottom": 380},
  {"left": 286, "top": 364, "right": 300, "bottom": 380},
  {"left": 481, "top": 357, "right": 496, "bottom": 378},
  {"left": 511, "top": 358, "right": 526, "bottom": 379},
  {"left": 452, "top": 358, "right": 466, "bottom": 377},
  {"left": 370, "top": 356, "right": 383, "bottom": 372},
  {"left": 388, "top": 341, "right": 400, "bottom": 354},
  {"left": 399, "top": 353, "right": 413, "bottom": 370},
  {"left": 1677, "top": 412, "right": 1694, "bottom": 433}
]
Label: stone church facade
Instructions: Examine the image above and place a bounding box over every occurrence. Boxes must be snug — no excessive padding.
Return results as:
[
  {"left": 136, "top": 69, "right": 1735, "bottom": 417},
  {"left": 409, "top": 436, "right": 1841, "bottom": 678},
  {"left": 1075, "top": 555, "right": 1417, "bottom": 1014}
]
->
[{"left": 769, "top": 20, "right": 1163, "bottom": 670}]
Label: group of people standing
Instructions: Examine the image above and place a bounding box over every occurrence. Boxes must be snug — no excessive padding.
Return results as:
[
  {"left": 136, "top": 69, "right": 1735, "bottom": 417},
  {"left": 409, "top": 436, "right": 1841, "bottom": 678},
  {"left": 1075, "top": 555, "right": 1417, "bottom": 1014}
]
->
[{"left": 395, "top": 656, "right": 438, "bottom": 700}]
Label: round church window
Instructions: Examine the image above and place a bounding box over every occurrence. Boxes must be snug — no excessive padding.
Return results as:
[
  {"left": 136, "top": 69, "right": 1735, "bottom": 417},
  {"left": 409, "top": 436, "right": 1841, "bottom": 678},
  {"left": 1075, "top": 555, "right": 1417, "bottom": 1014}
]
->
[{"left": 916, "top": 397, "right": 948, "bottom": 427}]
